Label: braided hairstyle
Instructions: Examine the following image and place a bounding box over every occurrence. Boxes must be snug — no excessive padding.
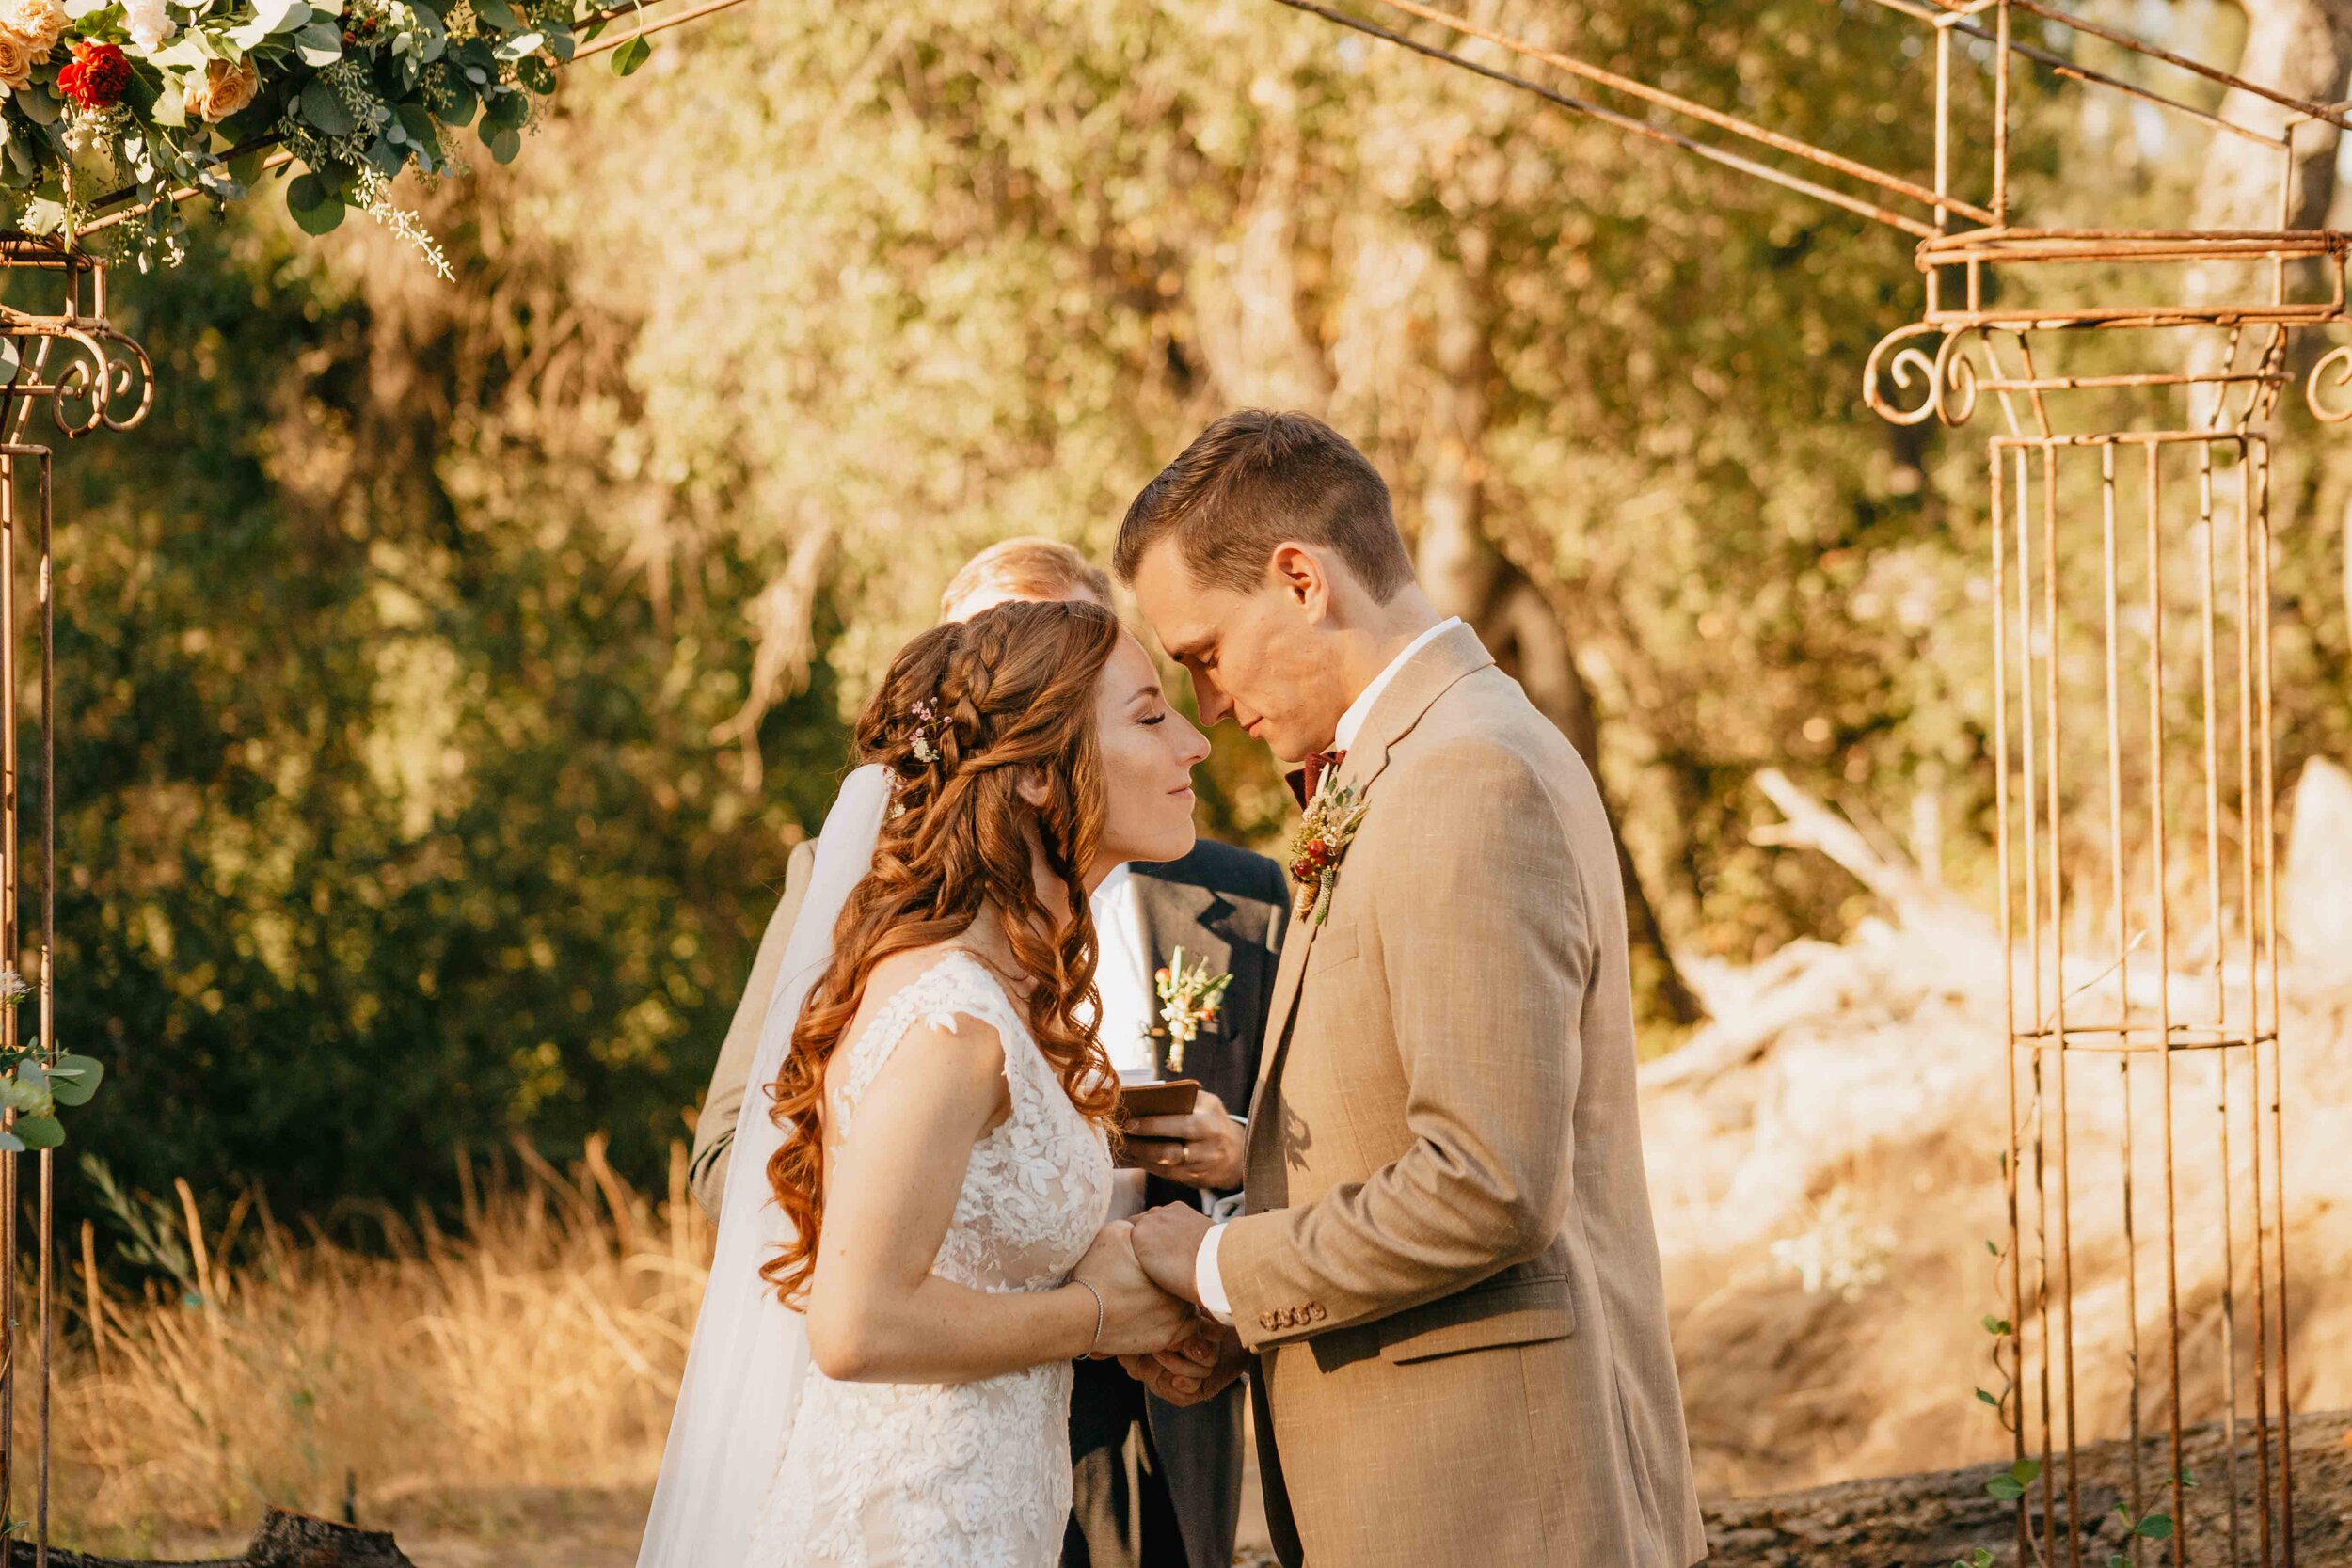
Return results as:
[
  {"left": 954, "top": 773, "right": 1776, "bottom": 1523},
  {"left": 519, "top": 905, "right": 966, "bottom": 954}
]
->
[{"left": 762, "top": 598, "right": 1126, "bottom": 1307}]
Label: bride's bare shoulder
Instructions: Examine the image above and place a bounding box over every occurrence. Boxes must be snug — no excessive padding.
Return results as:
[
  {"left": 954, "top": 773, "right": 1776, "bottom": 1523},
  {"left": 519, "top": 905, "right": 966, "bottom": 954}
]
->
[
  {"left": 856, "top": 941, "right": 988, "bottom": 1000},
  {"left": 835, "top": 944, "right": 1018, "bottom": 1117},
  {"left": 844, "top": 943, "right": 1018, "bottom": 1049}
]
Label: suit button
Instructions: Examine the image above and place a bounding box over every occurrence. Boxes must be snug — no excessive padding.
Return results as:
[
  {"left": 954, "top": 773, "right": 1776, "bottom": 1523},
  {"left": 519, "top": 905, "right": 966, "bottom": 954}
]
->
[
  {"left": 1308, "top": 1304, "right": 1327, "bottom": 1323},
  {"left": 1260, "top": 1311, "right": 1279, "bottom": 1331}
]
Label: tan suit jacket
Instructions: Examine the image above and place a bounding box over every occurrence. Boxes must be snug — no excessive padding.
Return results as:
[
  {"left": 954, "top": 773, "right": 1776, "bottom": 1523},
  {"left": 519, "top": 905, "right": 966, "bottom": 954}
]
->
[
  {"left": 1220, "top": 624, "right": 1707, "bottom": 1568},
  {"left": 687, "top": 838, "right": 818, "bottom": 1219}
]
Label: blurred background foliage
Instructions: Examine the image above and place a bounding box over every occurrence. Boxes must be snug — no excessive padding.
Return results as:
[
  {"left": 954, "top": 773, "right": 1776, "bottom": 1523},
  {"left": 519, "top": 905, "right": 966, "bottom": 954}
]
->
[{"left": 37, "top": 0, "right": 2352, "bottom": 1227}]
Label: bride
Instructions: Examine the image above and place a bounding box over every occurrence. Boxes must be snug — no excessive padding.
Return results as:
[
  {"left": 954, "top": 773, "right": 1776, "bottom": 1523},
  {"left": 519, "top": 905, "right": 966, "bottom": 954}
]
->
[{"left": 639, "top": 597, "right": 1210, "bottom": 1567}]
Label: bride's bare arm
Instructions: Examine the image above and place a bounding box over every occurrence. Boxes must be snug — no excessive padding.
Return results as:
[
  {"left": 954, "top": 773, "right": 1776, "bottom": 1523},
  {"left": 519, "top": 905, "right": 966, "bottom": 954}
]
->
[{"left": 803, "top": 1007, "right": 1187, "bottom": 1385}]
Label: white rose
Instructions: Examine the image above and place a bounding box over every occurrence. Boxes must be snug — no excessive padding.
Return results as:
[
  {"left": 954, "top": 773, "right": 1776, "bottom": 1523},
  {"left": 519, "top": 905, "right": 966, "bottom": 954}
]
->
[{"left": 119, "top": 0, "right": 175, "bottom": 53}]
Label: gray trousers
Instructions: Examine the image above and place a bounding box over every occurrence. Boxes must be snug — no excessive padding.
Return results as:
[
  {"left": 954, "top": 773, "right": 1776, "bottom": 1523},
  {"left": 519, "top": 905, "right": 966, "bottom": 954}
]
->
[{"left": 1063, "top": 1358, "right": 1191, "bottom": 1568}]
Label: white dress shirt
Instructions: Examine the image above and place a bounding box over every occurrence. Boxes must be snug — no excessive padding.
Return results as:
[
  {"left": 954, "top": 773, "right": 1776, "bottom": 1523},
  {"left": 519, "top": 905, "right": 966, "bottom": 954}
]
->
[
  {"left": 1088, "top": 864, "right": 1160, "bottom": 1081},
  {"left": 1193, "top": 618, "right": 1462, "bottom": 1323}
]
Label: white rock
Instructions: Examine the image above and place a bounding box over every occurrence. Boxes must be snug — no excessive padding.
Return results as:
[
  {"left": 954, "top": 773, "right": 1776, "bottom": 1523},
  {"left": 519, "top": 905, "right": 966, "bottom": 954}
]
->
[{"left": 2284, "top": 755, "right": 2352, "bottom": 990}]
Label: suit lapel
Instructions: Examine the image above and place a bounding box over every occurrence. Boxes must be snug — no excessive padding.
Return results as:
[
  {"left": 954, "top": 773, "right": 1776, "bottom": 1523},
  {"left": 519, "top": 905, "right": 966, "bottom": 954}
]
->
[
  {"left": 1244, "top": 624, "right": 1499, "bottom": 1140},
  {"left": 1244, "top": 903, "right": 1318, "bottom": 1124}
]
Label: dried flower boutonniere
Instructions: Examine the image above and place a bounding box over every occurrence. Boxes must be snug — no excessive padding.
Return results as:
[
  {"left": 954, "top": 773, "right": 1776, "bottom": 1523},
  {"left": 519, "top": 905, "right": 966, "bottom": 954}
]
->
[
  {"left": 1152, "top": 946, "right": 1232, "bottom": 1074},
  {"left": 1288, "top": 775, "right": 1370, "bottom": 926}
]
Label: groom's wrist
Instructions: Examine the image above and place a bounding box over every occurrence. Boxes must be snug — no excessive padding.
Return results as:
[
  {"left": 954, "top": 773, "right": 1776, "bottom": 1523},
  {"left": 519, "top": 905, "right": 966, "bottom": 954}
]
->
[{"left": 1194, "top": 1222, "right": 1234, "bottom": 1325}]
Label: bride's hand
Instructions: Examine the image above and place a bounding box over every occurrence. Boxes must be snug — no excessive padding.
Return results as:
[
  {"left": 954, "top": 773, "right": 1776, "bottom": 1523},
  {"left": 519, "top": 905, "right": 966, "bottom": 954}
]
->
[{"left": 1073, "top": 1220, "right": 1191, "bottom": 1358}]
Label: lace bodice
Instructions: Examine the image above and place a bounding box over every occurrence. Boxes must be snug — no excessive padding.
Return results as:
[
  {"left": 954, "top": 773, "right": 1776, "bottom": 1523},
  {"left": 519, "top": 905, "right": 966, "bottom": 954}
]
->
[{"left": 748, "top": 950, "right": 1114, "bottom": 1568}]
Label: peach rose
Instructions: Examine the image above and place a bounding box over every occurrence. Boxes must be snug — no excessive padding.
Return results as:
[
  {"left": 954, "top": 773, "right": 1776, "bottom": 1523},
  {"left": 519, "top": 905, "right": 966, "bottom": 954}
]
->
[
  {"left": 0, "top": 0, "right": 65, "bottom": 55},
  {"left": 0, "top": 32, "right": 36, "bottom": 92},
  {"left": 183, "top": 55, "right": 259, "bottom": 121}
]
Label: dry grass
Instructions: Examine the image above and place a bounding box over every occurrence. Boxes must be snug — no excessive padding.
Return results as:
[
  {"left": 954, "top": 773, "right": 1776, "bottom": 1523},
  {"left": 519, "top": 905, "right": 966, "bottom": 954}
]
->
[
  {"left": 21, "top": 928, "right": 2348, "bottom": 1560},
  {"left": 39, "top": 1138, "right": 708, "bottom": 1559}
]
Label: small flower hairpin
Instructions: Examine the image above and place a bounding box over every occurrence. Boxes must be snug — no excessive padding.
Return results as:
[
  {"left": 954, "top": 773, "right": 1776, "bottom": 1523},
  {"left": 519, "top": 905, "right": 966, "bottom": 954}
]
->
[{"left": 910, "top": 700, "right": 943, "bottom": 765}]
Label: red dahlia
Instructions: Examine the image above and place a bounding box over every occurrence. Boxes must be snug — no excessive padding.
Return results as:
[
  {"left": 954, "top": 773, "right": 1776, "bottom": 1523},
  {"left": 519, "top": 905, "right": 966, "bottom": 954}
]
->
[{"left": 58, "top": 41, "right": 133, "bottom": 110}]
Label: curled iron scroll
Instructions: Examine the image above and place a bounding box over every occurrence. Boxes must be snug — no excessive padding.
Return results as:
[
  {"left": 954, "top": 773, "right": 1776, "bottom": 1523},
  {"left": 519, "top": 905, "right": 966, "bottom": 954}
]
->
[
  {"left": 1863, "top": 322, "right": 1981, "bottom": 428},
  {"left": 50, "top": 327, "right": 154, "bottom": 438},
  {"left": 0, "top": 325, "right": 158, "bottom": 439},
  {"left": 2308, "top": 343, "right": 2352, "bottom": 423}
]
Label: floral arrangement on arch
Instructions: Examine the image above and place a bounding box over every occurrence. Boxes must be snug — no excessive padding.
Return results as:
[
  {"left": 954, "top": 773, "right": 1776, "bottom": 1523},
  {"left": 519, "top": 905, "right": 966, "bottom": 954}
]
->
[{"left": 0, "top": 0, "right": 652, "bottom": 267}]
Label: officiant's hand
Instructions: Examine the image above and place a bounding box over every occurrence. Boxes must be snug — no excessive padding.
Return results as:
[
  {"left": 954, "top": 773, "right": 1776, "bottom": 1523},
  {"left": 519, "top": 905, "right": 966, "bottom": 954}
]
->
[
  {"left": 1122, "top": 1088, "right": 1246, "bottom": 1190},
  {"left": 1073, "top": 1220, "right": 1192, "bottom": 1358},
  {"left": 1129, "top": 1202, "right": 1212, "bottom": 1304},
  {"left": 1120, "top": 1321, "right": 1247, "bottom": 1407}
]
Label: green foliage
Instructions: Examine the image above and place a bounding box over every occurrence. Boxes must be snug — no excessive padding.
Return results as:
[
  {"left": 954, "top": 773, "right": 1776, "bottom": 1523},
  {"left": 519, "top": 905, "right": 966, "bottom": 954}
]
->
[
  {"left": 37, "top": 0, "right": 2352, "bottom": 1224},
  {"left": 45, "top": 212, "right": 844, "bottom": 1220},
  {"left": 2, "top": 0, "right": 588, "bottom": 268},
  {"left": 81, "top": 1154, "right": 199, "bottom": 1298},
  {"left": 1986, "top": 1458, "right": 2040, "bottom": 1502},
  {"left": 608, "top": 34, "right": 650, "bottom": 75}
]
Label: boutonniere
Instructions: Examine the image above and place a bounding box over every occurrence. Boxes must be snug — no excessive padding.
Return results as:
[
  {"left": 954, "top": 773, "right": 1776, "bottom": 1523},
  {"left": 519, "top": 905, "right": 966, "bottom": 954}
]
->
[
  {"left": 1288, "top": 775, "right": 1370, "bottom": 926},
  {"left": 1152, "top": 945, "right": 1232, "bottom": 1074}
]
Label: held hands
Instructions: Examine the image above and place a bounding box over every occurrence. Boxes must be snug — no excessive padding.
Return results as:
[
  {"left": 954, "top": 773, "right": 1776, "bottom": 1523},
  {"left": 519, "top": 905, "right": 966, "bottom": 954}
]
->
[
  {"left": 1128, "top": 1202, "right": 1212, "bottom": 1303},
  {"left": 1071, "top": 1220, "right": 1192, "bottom": 1358},
  {"left": 1120, "top": 1088, "right": 1246, "bottom": 1190},
  {"left": 1120, "top": 1321, "right": 1248, "bottom": 1408}
]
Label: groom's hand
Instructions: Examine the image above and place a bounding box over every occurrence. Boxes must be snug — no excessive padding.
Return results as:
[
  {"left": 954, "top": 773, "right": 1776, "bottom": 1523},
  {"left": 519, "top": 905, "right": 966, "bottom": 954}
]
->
[{"left": 1129, "top": 1202, "right": 1211, "bottom": 1304}]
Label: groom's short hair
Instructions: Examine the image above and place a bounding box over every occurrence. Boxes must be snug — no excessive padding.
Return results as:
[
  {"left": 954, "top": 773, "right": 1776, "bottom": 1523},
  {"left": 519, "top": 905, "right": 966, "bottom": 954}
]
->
[{"left": 1114, "top": 410, "right": 1415, "bottom": 602}]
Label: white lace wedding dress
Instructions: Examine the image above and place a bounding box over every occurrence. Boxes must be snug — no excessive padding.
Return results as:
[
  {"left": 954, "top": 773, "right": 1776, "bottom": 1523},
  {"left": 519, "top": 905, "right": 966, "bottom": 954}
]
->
[{"left": 745, "top": 949, "right": 1115, "bottom": 1568}]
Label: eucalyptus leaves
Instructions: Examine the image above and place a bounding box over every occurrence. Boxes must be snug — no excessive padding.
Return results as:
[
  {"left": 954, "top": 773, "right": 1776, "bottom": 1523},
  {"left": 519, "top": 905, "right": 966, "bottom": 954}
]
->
[
  {"left": 0, "top": 0, "right": 640, "bottom": 264},
  {"left": 0, "top": 966, "right": 103, "bottom": 1153}
]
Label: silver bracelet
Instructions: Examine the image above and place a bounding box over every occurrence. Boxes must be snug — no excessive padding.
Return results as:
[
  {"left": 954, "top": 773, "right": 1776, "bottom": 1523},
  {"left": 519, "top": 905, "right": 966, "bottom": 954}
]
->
[{"left": 1073, "top": 1278, "right": 1106, "bottom": 1355}]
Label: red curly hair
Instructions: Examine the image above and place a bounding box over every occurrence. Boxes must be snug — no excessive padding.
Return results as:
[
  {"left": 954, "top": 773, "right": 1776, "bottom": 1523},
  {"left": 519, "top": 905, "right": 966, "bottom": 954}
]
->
[{"left": 762, "top": 599, "right": 1125, "bottom": 1307}]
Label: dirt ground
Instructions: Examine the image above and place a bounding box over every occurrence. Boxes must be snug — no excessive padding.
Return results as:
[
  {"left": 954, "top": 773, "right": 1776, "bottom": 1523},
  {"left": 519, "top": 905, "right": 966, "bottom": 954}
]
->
[{"left": 109, "top": 1408, "right": 2350, "bottom": 1567}]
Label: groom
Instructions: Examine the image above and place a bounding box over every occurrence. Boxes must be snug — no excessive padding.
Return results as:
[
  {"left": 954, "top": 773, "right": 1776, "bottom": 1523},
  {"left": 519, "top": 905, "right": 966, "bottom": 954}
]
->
[{"left": 1113, "top": 411, "right": 1708, "bottom": 1568}]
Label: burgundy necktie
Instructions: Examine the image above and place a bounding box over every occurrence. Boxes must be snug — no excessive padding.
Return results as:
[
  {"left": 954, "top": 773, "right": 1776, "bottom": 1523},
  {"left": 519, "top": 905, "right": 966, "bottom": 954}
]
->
[{"left": 1286, "top": 749, "right": 1345, "bottom": 809}]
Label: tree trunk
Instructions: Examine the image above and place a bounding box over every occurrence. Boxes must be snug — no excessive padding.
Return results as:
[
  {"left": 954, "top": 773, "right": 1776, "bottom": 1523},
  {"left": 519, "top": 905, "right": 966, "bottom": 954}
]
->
[
  {"left": 2194, "top": 0, "right": 2352, "bottom": 233},
  {"left": 1415, "top": 256, "right": 1704, "bottom": 1027},
  {"left": 2187, "top": 0, "right": 2352, "bottom": 420}
]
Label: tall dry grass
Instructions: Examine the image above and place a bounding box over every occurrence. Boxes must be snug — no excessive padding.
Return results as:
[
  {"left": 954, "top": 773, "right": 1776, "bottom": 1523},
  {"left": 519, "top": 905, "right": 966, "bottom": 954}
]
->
[{"left": 42, "top": 1138, "right": 707, "bottom": 1555}]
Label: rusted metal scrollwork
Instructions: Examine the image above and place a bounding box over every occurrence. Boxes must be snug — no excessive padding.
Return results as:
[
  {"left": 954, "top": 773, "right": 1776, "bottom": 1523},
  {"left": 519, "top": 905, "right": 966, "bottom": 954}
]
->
[
  {"left": 0, "top": 236, "right": 158, "bottom": 444},
  {"left": 1863, "top": 322, "right": 1981, "bottom": 427},
  {"left": 3, "top": 330, "right": 158, "bottom": 441},
  {"left": 0, "top": 230, "right": 150, "bottom": 1566},
  {"left": 1287, "top": 2, "right": 2327, "bottom": 1563},
  {"left": 2306, "top": 342, "right": 2352, "bottom": 422}
]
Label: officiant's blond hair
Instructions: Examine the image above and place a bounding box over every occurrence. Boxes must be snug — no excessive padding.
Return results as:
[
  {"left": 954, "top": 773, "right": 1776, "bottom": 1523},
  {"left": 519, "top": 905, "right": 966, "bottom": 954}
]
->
[{"left": 939, "top": 538, "right": 1112, "bottom": 622}]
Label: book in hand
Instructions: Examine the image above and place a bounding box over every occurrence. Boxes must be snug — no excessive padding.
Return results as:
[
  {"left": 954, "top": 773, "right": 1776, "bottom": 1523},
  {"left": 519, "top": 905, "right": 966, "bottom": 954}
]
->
[{"left": 1116, "top": 1078, "right": 1200, "bottom": 1121}]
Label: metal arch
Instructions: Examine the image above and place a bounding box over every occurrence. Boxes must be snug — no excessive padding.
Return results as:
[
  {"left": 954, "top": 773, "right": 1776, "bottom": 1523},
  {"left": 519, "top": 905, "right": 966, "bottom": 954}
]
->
[{"left": 1265, "top": 3, "right": 2326, "bottom": 1561}]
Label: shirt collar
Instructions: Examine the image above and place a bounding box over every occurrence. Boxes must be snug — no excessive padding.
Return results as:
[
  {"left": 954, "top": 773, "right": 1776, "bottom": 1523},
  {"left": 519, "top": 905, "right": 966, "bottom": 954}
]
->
[
  {"left": 1089, "top": 862, "right": 1133, "bottom": 907},
  {"left": 1332, "top": 617, "right": 1462, "bottom": 754}
]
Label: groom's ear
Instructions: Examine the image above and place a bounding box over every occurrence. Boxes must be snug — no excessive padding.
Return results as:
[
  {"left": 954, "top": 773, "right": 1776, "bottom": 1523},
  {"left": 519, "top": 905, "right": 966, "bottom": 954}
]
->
[{"left": 1267, "top": 542, "right": 1334, "bottom": 625}]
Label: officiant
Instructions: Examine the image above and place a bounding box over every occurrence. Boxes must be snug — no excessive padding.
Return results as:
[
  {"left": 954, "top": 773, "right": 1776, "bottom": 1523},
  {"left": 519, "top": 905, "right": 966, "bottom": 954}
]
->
[{"left": 687, "top": 537, "right": 1289, "bottom": 1568}]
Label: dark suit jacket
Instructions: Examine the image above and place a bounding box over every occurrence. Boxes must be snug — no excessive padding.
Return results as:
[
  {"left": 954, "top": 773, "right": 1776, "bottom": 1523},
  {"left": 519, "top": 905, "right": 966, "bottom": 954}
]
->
[{"left": 1099, "top": 839, "right": 1288, "bottom": 1568}]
